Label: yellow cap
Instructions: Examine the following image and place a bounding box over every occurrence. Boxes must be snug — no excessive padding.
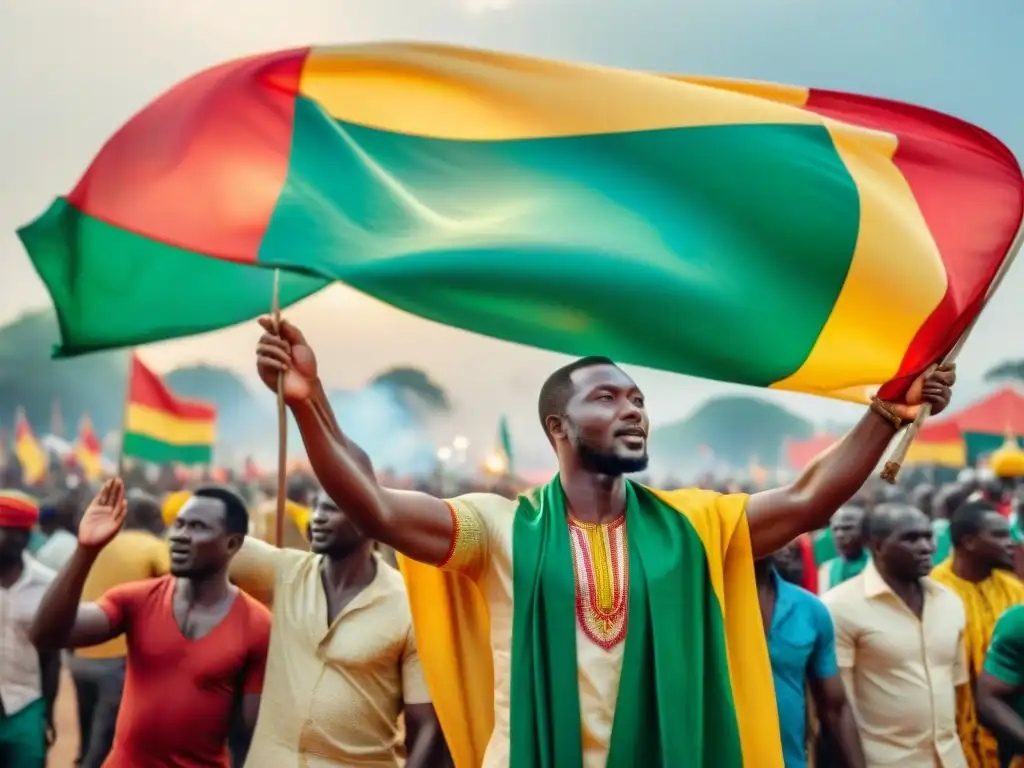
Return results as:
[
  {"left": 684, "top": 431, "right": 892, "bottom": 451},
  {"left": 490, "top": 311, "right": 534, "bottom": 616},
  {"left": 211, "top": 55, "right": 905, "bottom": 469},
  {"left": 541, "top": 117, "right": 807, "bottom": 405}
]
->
[
  {"left": 162, "top": 490, "right": 191, "bottom": 526},
  {"left": 991, "top": 438, "right": 1024, "bottom": 478}
]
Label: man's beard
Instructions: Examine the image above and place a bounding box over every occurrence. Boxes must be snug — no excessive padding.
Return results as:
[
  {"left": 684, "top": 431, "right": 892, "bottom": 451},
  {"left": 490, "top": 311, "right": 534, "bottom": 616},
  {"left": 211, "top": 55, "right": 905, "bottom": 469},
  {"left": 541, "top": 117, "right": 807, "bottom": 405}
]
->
[{"left": 577, "top": 438, "right": 649, "bottom": 476}]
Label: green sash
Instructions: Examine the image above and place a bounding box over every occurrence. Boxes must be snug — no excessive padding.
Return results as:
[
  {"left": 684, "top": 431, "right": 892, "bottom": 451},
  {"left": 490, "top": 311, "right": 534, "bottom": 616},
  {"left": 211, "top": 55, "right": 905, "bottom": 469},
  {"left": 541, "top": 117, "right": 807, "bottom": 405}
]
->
[{"left": 509, "top": 476, "right": 745, "bottom": 767}]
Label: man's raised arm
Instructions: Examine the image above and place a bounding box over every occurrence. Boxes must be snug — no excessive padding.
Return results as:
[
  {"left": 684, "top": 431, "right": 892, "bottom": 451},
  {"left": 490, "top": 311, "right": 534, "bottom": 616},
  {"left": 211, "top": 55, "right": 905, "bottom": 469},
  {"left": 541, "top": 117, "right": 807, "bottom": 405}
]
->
[
  {"left": 745, "top": 364, "right": 956, "bottom": 558},
  {"left": 256, "top": 317, "right": 454, "bottom": 565},
  {"left": 30, "top": 479, "right": 129, "bottom": 650}
]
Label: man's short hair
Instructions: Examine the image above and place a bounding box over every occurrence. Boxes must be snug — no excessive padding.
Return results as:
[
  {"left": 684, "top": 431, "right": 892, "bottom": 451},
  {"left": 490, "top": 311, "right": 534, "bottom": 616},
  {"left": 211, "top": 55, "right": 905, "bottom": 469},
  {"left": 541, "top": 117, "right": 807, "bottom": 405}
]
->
[
  {"left": 863, "top": 502, "right": 921, "bottom": 541},
  {"left": 191, "top": 485, "right": 249, "bottom": 536},
  {"left": 936, "top": 485, "right": 969, "bottom": 520},
  {"left": 949, "top": 498, "right": 1001, "bottom": 548},
  {"left": 536, "top": 356, "right": 617, "bottom": 439}
]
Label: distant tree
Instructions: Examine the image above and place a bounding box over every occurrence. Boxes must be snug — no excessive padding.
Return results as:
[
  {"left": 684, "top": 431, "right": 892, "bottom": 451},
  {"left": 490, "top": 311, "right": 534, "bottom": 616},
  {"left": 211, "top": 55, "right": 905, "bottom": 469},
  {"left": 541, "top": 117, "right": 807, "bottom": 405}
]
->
[
  {"left": 164, "top": 365, "right": 265, "bottom": 451},
  {"left": 369, "top": 366, "right": 450, "bottom": 412},
  {"left": 164, "top": 365, "right": 254, "bottom": 403},
  {"left": 649, "top": 395, "right": 813, "bottom": 469},
  {"left": 0, "top": 309, "right": 128, "bottom": 436},
  {"left": 0, "top": 309, "right": 270, "bottom": 453},
  {"left": 985, "top": 359, "right": 1024, "bottom": 383},
  {"left": 0, "top": 309, "right": 452, "bottom": 468}
]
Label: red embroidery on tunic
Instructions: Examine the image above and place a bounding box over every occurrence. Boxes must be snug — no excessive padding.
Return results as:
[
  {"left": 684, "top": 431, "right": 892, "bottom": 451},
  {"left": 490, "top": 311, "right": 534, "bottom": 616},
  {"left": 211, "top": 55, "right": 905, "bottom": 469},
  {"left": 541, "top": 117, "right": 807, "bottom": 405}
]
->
[{"left": 568, "top": 516, "right": 628, "bottom": 650}]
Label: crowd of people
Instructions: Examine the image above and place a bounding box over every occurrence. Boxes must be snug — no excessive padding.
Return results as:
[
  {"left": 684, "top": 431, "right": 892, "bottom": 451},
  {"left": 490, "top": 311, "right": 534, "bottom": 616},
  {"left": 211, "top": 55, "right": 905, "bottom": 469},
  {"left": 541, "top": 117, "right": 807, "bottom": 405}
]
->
[
  {"left": 2, "top": 320, "right": 1024, "bottom": 767},
  {"left": 767, "top": 461, "right": 1024, "bottom": 768}
]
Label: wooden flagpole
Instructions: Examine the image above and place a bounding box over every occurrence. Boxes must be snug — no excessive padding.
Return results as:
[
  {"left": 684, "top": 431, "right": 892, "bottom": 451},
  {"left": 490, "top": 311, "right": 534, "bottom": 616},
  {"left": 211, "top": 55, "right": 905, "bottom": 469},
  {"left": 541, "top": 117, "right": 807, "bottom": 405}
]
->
[
  {"left": 271, "top": 270, "right": 288, "bottom": 547},
  {"left": 881, "top": 214, "right": 1024, "bottom": 483}
]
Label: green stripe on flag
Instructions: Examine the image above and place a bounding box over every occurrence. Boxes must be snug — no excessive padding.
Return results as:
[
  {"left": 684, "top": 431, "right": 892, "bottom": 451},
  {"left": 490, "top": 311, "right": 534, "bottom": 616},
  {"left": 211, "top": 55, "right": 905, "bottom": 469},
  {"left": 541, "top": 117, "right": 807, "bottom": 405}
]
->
[
  {"left": 17, "top": 199, "right": 331, "bottom": 356},
  {"left": 965, "top": 432, "right": 1023, "bottom": 465},
  {"left": 122, "top": 432, "right": 213, "bottom": 465},
  {"left": 259, "top": 98, "right": 861, "bottom": 387}
]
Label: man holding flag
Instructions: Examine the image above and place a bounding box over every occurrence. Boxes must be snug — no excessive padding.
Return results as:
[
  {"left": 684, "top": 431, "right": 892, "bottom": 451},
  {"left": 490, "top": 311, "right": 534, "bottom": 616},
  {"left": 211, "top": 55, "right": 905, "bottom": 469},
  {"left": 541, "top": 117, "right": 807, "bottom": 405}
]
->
[{"left": 255, "top": 316, "right": 956, "bottom": 768}]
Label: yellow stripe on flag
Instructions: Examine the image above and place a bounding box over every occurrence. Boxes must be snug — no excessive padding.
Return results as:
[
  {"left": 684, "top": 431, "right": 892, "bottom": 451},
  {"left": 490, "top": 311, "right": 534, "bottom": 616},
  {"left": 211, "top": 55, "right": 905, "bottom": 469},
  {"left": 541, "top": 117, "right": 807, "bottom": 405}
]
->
[
  {"left": 664, "top": 75, "right": 810, "bottom": 108},
  {"left": 770, "top": 121, "right": 947, "bottom": 401},
  {"left": 75, "top": 446, "right": 103, "bottom": 482},
  {"left": 125, "top": 403, "right": 216, "bottom": 446},
  {"left": 299, "top": 43, "right": 822, "bottom": 141},
  {"left": 904, "top": 440, "right": 966, "bottom": 468}
]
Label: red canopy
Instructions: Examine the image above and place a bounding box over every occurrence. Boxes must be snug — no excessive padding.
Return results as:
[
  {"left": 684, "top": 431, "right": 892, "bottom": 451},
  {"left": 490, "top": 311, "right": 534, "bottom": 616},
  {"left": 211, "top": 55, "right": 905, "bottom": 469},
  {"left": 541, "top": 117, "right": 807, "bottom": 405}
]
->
[
  {"left": 920, "top": 386, "right": 1024, "bottom": 436},
  {"left": 786, "top": 434, "right": 838, "bottom": 472},
  {"left": 916, "top": 418, "right": 965, "bottom": 443}
]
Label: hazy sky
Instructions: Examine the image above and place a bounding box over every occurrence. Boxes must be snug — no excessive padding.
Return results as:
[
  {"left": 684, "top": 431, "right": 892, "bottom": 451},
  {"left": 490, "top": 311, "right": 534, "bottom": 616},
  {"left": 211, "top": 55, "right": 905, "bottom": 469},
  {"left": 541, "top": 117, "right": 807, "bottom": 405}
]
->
[{"left": 1, "top": 1, "right": 1022, "bottom": 468}]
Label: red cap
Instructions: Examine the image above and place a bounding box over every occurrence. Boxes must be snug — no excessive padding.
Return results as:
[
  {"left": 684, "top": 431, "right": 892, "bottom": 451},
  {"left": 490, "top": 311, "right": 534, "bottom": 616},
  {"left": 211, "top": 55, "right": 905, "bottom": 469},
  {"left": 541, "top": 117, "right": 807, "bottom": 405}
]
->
[{"left": 0, "top": 491, "right": 40, "bottom": 529}]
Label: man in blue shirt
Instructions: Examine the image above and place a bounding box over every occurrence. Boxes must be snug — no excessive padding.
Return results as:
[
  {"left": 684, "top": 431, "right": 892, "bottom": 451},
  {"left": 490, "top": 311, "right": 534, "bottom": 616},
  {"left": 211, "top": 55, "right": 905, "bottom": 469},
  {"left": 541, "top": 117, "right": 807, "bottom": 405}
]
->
[{"left": 758, "top": 541, "right": 864, "bottom": 768}]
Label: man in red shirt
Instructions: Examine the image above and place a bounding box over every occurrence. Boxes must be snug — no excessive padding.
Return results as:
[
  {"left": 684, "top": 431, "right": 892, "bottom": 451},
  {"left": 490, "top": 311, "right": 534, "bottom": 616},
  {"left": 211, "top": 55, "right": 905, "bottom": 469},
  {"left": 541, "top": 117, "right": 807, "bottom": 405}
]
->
[{"left": 31, "top": 479, "right": 272, "bottom": 767}]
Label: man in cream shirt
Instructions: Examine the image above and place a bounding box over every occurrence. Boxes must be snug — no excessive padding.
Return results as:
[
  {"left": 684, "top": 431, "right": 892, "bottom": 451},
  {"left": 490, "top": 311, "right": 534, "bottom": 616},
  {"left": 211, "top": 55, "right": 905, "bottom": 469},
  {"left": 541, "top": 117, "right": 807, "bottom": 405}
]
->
[
  {"left": 825, "top": 503, "right": 968, "bottom": 768},
  {"left": 230, "top": 491, "right": 447, "bottom": 767}
]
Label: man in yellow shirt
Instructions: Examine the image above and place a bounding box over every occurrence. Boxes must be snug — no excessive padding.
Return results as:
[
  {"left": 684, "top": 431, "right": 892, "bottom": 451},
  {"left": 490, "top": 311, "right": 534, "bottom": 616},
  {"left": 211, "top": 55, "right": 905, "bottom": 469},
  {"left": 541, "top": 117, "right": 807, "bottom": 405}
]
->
[
  {"left": 230, "top": 490, "right": 446, "bottom": 767},
  {"left": 931, "top": 498, "right": 1024, "bottom": 767},
  {"left": 68, "top": 490, "right": 169, "bottom": 768}
]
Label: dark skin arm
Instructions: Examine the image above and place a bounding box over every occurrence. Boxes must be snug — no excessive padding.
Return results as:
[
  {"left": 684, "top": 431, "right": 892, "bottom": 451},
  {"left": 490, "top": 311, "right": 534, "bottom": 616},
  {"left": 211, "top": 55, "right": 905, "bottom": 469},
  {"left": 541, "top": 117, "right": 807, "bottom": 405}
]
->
[
  {"left": 30, "top": 479, "right": 128, "bottom": 650},
  {"left": 977, "top": 671, "right": 1024, "bottom": 754},
  {"left": 746, "top": 366, "right": 955, "bottom": 558},
  {"left": 809, "top": 674, "right": 864, "bottom": 768},
  {"left": 256, "top": 318, "right": 454, "bottom": 565},
  {"left": 404, "top": 703, "right": 450, "bottom": 768},
  {"left": 38, "top": 649, "right": 60, "bottom": 747}
]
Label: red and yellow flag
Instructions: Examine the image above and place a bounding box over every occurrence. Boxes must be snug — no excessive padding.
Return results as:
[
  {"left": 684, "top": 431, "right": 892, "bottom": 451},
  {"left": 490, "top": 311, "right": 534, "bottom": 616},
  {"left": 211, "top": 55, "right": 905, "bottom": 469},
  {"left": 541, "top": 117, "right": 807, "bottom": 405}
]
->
[
  {"left": 14, "top": 409, "right": 47, "bottom": 485},
  {"left": 123, "top": 355, "right": 217, "bottom": 465},
  {"left": 74, "top": 414, "right": 104, "bottom": 481}
]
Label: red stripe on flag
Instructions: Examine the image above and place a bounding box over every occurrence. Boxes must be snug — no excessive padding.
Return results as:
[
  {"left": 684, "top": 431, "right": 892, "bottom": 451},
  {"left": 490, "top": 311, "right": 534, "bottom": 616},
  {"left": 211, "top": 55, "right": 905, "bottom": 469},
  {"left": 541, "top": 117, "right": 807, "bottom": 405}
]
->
[
  {"left": 15, "top": 412, "right": 35, "bottom": 442},
  {"left": 128, "top": 356, "right": 215, "bottom": 421},
  {"left": 804, "top": 90, "right": 1024, "bottom": 399},
  {"left": 78, "top": 417, "right": 103, "bottom": 454},
  {"left": 69, "top": 48, "right": 309, "bottom": 264}
]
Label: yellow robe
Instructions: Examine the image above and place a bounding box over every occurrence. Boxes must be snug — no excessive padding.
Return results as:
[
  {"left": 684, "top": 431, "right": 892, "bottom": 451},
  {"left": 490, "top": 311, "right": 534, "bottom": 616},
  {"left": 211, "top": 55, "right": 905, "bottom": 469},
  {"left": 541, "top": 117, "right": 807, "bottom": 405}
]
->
[
  {"left": 931, "top": 558, "right": 1024, "bottom": 768},
  {"left": 398, "top": 488, "right": 781, "bottom": 768}
]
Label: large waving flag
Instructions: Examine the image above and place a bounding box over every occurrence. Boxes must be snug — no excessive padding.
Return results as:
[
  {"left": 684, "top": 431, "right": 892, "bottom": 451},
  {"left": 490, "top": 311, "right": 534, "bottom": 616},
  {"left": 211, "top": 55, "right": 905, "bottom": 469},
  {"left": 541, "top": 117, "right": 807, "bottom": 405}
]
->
[
  {"left": 123, "top": 355, "right": 217, "bottom": 466},
  {"left": 18, "top": 43, "right": 1023, "bottom": 400}
]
